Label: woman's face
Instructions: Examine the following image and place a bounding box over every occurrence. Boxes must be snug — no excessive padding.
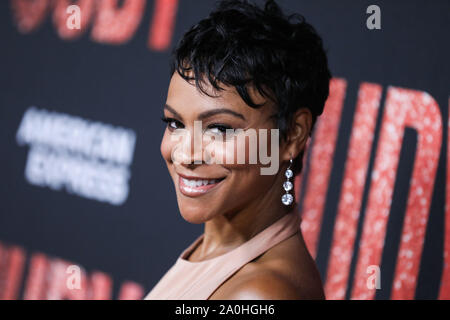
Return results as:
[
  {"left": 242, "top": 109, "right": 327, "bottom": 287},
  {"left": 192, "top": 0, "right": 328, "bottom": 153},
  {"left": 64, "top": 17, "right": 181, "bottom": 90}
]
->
[{"left": 160, "top": 72, "right": 285, "bottom": 223}]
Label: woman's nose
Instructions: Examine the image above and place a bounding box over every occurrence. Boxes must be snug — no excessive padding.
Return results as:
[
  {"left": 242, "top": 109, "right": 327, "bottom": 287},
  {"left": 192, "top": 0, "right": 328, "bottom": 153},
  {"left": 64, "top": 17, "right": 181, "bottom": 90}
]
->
[{"left": 170, "top": 126, "right": 205, "bottom": 165}]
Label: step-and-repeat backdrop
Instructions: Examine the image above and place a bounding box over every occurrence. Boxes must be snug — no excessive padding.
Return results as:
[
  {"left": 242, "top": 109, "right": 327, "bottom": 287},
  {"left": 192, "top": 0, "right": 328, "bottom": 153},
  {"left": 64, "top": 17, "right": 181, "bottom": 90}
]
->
[{"left": 0, "top": 0, "right": 449, "bottom": 299}]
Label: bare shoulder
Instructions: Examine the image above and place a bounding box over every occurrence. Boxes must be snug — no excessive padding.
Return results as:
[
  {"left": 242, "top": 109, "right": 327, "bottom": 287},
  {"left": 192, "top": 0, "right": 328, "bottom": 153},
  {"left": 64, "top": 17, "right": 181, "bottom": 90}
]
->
[
  {"left": 219, "top": 270, "right": 315, "bottom": 300},
  {"left": 209, "top": 231, "right": 325, "bottom": 300}
]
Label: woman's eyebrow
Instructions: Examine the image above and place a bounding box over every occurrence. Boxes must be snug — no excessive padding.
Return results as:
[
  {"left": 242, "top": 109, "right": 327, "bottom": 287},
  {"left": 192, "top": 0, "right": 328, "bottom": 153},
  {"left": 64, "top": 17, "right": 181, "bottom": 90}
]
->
[
  {"left": 164, "top": 104, "right": 182, "bottom": 120},
  {"left": 198, "top": 108, "right": 246, "bottom": 121},
  {"left": 165, "top": 104, "right": 246, "bottom": 121}
]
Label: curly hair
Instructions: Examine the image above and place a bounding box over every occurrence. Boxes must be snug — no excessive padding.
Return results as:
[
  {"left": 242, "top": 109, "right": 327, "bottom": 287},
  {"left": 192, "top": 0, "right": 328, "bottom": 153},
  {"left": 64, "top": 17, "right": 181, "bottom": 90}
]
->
[{"left": 169, "top": 0, "right": 331, "bottom": 175}]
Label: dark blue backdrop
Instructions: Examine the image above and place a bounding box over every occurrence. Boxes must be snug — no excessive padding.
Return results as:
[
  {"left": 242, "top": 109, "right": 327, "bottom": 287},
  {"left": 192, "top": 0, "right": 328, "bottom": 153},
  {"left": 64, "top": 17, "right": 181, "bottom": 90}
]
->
[{"left": 0, "top": 0, "right": 449, "bottom": 299}]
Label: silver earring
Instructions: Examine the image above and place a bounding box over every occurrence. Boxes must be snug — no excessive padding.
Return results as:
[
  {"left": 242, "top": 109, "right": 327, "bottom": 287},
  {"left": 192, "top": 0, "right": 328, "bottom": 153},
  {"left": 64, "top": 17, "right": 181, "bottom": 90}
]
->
[{"left": 281, "top": 158, "right": 294, "bottom": 206}]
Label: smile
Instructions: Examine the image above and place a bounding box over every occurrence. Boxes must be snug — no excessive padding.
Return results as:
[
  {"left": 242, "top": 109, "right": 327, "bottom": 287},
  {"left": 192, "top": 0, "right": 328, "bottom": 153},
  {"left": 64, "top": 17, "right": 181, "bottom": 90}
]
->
[{"left": 178, "top": 175, "right": 225, "bottom": 197}]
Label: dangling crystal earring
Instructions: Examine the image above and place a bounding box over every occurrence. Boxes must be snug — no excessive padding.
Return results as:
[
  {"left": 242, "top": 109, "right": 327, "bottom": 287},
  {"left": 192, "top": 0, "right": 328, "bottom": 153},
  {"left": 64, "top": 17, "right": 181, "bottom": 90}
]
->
[{"left": 281, "top": 157, "right": 294, "bottom": 206}]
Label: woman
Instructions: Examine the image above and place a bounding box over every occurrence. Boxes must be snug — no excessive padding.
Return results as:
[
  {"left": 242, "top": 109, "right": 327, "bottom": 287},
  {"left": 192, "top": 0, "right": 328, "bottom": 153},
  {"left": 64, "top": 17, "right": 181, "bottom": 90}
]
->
[{"left": 144, "top": 0, "right": 331, "bottom": 300}]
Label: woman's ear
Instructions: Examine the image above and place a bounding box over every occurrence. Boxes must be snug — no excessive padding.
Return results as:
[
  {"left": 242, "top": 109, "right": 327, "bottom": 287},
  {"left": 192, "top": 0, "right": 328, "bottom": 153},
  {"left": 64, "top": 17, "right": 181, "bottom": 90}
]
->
[{"left": 281, "top": 108, "right": 312, "bottom": 162}]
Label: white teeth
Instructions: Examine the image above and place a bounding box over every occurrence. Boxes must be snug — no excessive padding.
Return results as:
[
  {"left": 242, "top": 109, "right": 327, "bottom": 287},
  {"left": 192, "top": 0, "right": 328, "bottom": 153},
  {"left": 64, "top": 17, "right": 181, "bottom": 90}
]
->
[{"left": 181, "top": 177, "right": 220, "bottom": 187}]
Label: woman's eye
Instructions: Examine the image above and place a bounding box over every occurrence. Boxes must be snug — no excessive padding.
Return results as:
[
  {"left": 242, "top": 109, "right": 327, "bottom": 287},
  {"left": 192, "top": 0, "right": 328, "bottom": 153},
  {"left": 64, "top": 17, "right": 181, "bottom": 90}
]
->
[
  {"left": 207, "top": 124, "right": 232, "bottom": 135},
  {"left": 161, "top": 116, "right": 183, "bottom": 130},
  {"left": 161, "top": 117, "right": 234, "bottom": 135}
]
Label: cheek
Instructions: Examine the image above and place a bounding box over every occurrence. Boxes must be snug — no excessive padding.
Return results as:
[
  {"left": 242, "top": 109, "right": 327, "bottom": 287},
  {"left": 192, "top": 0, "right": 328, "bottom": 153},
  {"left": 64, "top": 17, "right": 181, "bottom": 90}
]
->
[
  {"left": 160, "top": 130, "right": 173, "bottom": 163},
  {"left": 215, "top": 133, "right": 278, "bottom": 192},
  {"left": 206, "top": 133, "right": 269, "bottom": 168},
  {"left": 204, "top": 138, "right": 245, "bottom": 168}
]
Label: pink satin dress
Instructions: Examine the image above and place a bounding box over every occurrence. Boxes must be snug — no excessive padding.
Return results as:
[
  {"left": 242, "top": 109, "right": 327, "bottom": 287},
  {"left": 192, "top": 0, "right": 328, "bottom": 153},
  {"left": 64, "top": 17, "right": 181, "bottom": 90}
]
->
[{"left": 144, "top": 209, "right": 301, "bottom": 300}]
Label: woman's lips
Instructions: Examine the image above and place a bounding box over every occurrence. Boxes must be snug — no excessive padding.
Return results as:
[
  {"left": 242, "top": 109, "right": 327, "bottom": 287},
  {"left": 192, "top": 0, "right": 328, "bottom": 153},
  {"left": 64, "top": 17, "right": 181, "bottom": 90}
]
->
[{"left": 178, "top": 175, "right": 225, "bottom": 197}]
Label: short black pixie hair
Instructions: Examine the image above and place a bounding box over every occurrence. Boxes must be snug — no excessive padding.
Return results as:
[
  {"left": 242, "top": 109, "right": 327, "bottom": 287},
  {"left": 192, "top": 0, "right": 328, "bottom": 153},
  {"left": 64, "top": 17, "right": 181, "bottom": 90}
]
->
[{"left": 170, "top": 0, "right": 331, "bottom": 176}]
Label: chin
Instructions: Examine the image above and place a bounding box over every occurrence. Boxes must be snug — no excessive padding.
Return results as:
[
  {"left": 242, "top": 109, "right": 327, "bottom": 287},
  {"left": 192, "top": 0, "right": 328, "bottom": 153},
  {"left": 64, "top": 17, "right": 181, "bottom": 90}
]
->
[
  {"left": 178, "top": 205, "right": 213, "bottom": 224},
  {"left": 175, "top": 194, "right": 216, "bottom": 224}
]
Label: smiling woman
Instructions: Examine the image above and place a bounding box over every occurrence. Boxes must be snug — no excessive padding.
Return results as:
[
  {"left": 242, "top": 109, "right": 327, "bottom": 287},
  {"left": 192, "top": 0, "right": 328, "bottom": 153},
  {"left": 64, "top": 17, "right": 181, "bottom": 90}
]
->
[{"left": 144, "top": 0, "right": 331, "bottom": 300}]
